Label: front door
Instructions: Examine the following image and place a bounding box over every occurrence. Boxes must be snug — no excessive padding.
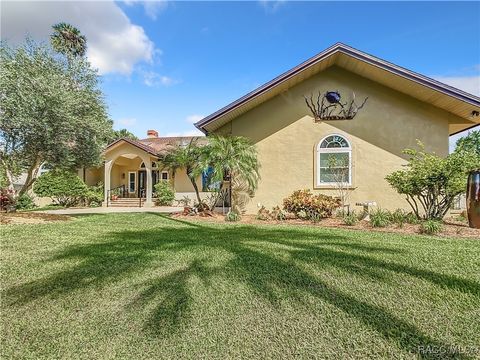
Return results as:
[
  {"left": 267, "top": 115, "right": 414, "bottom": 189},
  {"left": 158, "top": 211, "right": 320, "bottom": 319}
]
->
[{"left": 138, "top": 170, "right": 146, "bottom": 197}]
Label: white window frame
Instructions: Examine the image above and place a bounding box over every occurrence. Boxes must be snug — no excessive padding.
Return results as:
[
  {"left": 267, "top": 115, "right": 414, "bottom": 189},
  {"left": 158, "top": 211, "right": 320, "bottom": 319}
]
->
[
  {"left": 160, "top": 171, "right": 169, "bottom": 181},
  {"left": 128, "top": 171, "right": 137, "bottom": 193},
  {"left": 316, "top": 134, "right": 352, "bottom": 187}
]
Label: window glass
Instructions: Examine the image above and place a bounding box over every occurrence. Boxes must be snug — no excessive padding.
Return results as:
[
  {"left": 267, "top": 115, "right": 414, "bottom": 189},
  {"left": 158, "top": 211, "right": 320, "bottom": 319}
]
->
[{"left": 317, "top": 135, "right": 351, "bottom": 185}]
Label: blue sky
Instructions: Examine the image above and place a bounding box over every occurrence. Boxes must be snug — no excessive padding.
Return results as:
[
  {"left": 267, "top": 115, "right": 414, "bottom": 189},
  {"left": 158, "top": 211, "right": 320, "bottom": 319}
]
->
[{"left": 1, "top": 1, "right": 479, "bottom": 145}]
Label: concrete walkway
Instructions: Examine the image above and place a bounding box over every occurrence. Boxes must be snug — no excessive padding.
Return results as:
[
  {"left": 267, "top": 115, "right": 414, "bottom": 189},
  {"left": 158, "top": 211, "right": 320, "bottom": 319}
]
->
[{"left": 39, "top": 206, "right": 183, "bottom": 215}]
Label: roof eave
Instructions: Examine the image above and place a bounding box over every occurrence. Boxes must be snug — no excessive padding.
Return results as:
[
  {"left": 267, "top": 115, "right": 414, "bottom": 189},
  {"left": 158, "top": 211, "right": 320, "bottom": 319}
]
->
[{"left": 195, "top": 43, "right": 480, "bottom": 132}]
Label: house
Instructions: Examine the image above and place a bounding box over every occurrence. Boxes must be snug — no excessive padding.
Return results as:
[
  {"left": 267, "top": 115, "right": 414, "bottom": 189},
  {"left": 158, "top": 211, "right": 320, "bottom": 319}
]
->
[
  {"left": 193, "top": 43, "right": 480, "bottom": 214},
  {"left": 82, "top": 43, "right": 478, "bottom": 212},
  {"left": 81, "top": 132, "right": 210, "bottom": 207}
]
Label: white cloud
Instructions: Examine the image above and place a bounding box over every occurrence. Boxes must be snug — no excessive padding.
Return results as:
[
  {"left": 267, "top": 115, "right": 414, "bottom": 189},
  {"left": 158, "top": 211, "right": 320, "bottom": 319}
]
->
[
  {"left": 433, "top": 76, "right": 480, "bottom": 96},
  {"left": 164, "top": 129, "right": 205, "bottom": 137},
  {"left": 258, "top": 0, "right": 286, "bottom": 13},
  {"left": 1, "top": 1, "right": 155, "bottom": 75},
  {"left": 185, "top": 114, "right": 205, "bottom": 124},
  {"left": 124, "top": 0, "right": 168, "bottom": 20},
  {"left": 115, "top": 118, "right": 137, "bottom": 128},
  {"left": 142, "top": 71, "right": 177, "bottom": 87}
]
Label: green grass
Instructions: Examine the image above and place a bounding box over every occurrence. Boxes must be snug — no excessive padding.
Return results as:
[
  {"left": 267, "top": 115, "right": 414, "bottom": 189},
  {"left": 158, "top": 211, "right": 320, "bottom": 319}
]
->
[{"left": 1, "top": 213, "right": 479, "bottom": 359}]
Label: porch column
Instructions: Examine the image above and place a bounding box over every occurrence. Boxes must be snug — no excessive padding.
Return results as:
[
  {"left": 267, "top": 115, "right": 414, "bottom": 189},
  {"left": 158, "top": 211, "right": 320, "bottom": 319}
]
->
[
  {"left": 144, "top": 159, "right": 153, "bottom": 207},
  {"left": 103, "top": 159, "right": 113, "bottom": 206}
]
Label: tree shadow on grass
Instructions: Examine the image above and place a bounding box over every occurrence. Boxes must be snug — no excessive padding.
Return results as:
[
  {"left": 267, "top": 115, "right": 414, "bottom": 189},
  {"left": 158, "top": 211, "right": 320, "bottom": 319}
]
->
[{"left": 4, "top": 216, "right": 478, "bottom": 359}]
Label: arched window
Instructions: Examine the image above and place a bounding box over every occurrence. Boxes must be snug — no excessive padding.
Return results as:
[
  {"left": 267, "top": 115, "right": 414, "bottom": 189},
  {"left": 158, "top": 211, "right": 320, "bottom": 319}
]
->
[
  {"left": 317, "top": 134, "right": 352, "bottom": 186},
  {"left": 140, "top": 162, "right": 158, "bottom": 169}
]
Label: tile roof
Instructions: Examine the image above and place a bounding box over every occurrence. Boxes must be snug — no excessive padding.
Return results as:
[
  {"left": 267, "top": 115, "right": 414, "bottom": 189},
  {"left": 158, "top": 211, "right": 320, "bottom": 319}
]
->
[{"left": 105, "top": 136, "right": 207, "bottom": 157}]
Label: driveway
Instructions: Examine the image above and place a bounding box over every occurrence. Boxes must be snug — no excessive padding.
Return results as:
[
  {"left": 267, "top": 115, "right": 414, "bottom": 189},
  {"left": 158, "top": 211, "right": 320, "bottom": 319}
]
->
[{"left": 39, "top": 206, "right": 183, "bottom": 215}]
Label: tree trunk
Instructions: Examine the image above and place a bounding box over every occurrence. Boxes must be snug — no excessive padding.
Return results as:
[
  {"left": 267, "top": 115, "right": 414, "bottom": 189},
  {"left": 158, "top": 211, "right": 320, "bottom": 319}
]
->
[{"left": 0, "top": 157, "right": 17, "bottom": 201}]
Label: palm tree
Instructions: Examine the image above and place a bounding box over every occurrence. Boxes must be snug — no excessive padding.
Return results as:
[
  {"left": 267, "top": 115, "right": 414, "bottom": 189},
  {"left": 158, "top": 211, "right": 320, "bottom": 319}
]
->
[
  {"left": 50, "top": 23, "right": 87, "bottom": 57},
  {"left": 199, "top": 135, "right": 260, "bottom": 212},
  {"left": 161, "top": 139, "right": 204, "bottom": 207}
]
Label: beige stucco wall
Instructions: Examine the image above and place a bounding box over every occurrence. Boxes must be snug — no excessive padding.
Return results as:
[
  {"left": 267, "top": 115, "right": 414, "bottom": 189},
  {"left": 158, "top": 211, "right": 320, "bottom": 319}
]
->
[
  {"left": 173, "top": 168, "right": 203, "bottom": 193},
  {"left": 215, "top": 66, "right": 458, "bottom": 214}
]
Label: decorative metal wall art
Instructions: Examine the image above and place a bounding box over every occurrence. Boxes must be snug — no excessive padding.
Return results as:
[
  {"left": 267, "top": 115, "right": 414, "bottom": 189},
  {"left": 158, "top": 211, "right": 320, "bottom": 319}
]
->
[{"left": 304, "top": 90, "right": 368, "bottom": 121}]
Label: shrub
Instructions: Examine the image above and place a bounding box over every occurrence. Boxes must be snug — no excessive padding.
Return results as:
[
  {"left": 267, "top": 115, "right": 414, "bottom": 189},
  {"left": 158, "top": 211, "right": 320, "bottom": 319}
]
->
[
  {"left": 370, "top": 208, "right": 391, "bottom": 228},
  {"left": 386, "top": 143, "right": 480, "bottom": 220},
  {"left": 306, "top": 209, "right": 322, "bottom": 223},
  {"left": 420, "top": 220, "right": 443, "bottom": 235},
  {"left": 404, "top": 212, "right": 420, "bottom": 225},
  {"left": 154, "top": 181, "right": 175, "bottom": 206},
  {"left": 225, "top": 211, "right": 240, "bottom": 222},
  {"left": 343, "top": 211, "right": 358, "bottom": 226},
  {"left": 256, "top": 206, "right": 271, "bottom": 220},
  {"left": 283, "top": 189, "right": 340, "bottom": 219},
  {"left": 33, "top": 170, "right": 88, "bottom": 207},
  {"left": 16, "top": 193, "right": 36, "bottom": 210},
  {"left": 84, "top": 182, "right": 103, "bottom": 207},
  {"left": 390, "top": 209, "right": 407, "bottom": 228},
  {"left": 271, "top": 205, "right": 286, "bottom": 221}
]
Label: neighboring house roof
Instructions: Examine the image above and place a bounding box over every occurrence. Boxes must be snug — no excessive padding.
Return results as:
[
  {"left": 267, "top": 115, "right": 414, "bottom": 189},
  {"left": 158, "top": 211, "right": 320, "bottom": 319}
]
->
[
  {"left": 104, "top": 136, "right": 207, "bottom": 157},
  {"left": 195, "top": 42, "right": 480, "bottom": 135}
]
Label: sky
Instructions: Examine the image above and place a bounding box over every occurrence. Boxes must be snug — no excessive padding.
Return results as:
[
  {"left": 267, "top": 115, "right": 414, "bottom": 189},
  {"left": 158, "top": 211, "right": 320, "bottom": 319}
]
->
[{"left": 1, "top": 1, "right": 479, "bottom": 149}]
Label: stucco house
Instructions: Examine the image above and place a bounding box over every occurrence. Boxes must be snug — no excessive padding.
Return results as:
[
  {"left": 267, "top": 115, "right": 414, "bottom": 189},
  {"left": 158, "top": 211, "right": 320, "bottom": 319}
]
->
[
  {"left": 85, "top": 43, "right": 479, "bottom": 213},
  {"left": 194, "top": 43, "right": 480, "bottom": 213}
]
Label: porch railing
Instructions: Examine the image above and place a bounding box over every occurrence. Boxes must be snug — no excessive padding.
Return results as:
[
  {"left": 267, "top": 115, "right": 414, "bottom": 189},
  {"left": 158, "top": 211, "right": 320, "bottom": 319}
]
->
[
  {"left": 139, "top": 189, "right": 146, "bottom": 208},
  {"left": 106, "top": 184, "right": 126, "bottom": 207}
]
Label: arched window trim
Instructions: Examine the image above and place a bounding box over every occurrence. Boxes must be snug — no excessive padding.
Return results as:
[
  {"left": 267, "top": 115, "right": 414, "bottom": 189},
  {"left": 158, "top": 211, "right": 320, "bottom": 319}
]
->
[{"left": 316, "top": 134, "right": 352, "bottom": 186}]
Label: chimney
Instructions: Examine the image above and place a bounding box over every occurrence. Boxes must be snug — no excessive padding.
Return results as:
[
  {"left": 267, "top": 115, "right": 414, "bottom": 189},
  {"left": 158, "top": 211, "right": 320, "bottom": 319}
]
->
[{"left": 147, "top": 130, "right": 158, "bottom": 138}]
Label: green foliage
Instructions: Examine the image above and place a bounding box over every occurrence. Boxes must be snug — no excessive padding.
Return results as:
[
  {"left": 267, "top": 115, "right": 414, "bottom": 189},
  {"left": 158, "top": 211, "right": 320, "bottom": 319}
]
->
[
  {"left": 225, "top": 211, "right": 240, "bottom": 222},
  {"left": 154, "top": 181, "right": 175, "bottom": 206},
  {"left": 283, "top": 189, "right": 340, "bottom": 219},
  {"left": 386, "top": 142, "right": 480, "bottom": 220},
  {"left": 33, "top": 170, "right": 88, "bottom": 207},
  {"left": 389, "top": 209, "right": 407, "bottom": 228},
  {"left": 16, "top": 193, "right": 36, "bottom": 210},
  {"left": 455, "top": 130, "right": 480, "bottom": 156},
  {"left": 369, "top": 208, "right": 391, "bottom": 228},
  {"left": 107, "top": 128, "right": 138, "bottom": 143},
  {"left": 199, "top": 135, "right": 260, "bottom": 212},
  {"left": 161, "top": 138, "right": 204, "bottom": 207},
  {"left": 85, "top": 182, "right": 103, "bottom": 207},
  {"left": 50, "top": 22, "right": 87, "bottom": 57},
  {"left": 343, "top": 211, "right": 358, "bottom": 226},
  {"left": 0, "top": 38, "right": 112, "bottom": 201},
  {"left": 420, "top": 220, "right": 443, "bottom": 235}
]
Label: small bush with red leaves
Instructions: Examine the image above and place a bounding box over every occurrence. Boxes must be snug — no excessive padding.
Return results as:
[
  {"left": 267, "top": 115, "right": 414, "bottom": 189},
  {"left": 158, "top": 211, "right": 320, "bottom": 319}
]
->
[{"left": 283, "top": 189, "right": 341, "bottom": 219}]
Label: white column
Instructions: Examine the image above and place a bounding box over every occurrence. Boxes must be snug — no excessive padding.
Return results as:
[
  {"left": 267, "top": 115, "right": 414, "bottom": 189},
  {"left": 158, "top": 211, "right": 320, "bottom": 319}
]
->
[
  {"left": 103, "top": 160, "right": 113, "bottom": 206},
  {"left": 144, "top": 159, "right": 153, "bottom": 207}
]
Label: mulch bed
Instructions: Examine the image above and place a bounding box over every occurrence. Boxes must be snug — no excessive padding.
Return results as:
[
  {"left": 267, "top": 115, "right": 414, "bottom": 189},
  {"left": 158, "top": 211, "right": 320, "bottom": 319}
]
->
[
  {"left": 0, "top": 212, "right": 72, "bottom": 225},
  {"left": 172, "top": 213, "right": 480, "bottom": 239}
]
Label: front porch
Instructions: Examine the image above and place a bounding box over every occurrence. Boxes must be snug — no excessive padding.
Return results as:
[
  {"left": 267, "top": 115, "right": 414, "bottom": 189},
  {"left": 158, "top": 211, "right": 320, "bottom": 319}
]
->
[{"left": 102, "top": 138, "right": 227, "bottom": 208}]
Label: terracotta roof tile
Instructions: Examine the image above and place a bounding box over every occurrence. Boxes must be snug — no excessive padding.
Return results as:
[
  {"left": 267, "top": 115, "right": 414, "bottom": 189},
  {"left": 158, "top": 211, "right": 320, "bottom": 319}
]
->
[{"left": 138, "top": 136, "right": 207, "bottom": 154}]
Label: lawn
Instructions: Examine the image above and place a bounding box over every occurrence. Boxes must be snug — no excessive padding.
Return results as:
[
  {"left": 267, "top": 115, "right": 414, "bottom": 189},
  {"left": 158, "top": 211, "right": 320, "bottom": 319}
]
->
[{"left": 1, "top": 213, "right": 479, "bottom": 359}]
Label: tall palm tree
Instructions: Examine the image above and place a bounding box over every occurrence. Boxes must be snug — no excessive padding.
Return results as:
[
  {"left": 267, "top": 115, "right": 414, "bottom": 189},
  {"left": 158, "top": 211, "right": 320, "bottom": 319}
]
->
[
  {"left": 161, "top": 139, "right": 204, "bottom": 207},
  {"left": 199, "top": 135, "right": 260, "bottom": 212},
  {"left": 50, "top": 23, "right": 87, "bottom": 57}
]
